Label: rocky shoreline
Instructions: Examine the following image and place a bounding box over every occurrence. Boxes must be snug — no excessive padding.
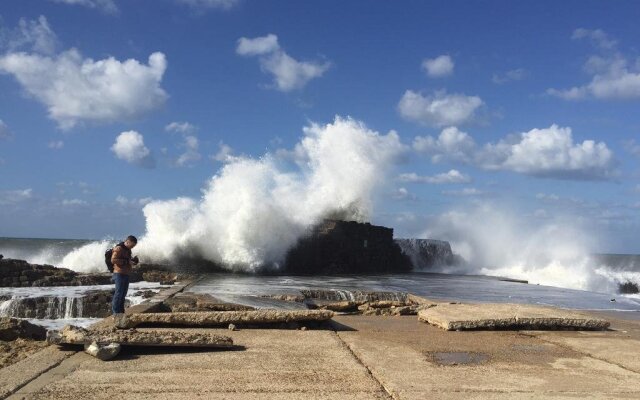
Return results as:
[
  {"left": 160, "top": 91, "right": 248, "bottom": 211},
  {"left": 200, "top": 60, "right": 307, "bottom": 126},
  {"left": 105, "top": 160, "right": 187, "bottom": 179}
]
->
[{"left": 0, "top": 258, "right": 190, "bottom": 288}]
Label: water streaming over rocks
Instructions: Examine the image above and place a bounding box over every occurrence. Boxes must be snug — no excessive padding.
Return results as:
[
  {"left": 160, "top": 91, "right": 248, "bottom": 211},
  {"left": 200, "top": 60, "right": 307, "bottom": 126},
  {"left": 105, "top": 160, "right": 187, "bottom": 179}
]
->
[
  {"left": 0, "top": 293, "right": 106, "bottom": 319},
  {"left": 0, "top": 281, "right": 166, "bottom": 330}
]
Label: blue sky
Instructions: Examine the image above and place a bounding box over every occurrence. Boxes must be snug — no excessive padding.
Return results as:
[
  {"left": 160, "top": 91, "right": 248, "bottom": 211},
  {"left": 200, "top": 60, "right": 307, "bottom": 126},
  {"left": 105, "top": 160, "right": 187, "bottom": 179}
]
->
[{"left": 0, "top": 0, "right": 639, "bottom": 253}]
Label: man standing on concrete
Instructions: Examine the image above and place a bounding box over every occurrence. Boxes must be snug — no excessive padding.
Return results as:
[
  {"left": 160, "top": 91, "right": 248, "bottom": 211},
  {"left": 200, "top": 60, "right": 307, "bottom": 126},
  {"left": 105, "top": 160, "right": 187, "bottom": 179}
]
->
[{"left": 111, "top": 235, "right": 139, "bottom": 314}]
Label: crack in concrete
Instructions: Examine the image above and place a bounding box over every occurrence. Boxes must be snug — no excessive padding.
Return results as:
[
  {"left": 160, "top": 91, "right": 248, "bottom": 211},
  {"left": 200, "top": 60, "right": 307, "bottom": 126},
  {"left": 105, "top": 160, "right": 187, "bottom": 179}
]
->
[
  {"left": 1, "top": 350, "right": 76, "bottom": 400},
  {"left": 333, "top": 331, "right": 396, "bottom": 400}
]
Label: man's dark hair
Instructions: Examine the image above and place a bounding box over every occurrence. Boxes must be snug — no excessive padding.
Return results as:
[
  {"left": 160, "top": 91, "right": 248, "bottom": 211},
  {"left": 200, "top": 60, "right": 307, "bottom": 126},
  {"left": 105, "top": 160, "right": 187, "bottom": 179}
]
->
[{"left": 126, "top": 235, "right": 138, "bottom": 243}]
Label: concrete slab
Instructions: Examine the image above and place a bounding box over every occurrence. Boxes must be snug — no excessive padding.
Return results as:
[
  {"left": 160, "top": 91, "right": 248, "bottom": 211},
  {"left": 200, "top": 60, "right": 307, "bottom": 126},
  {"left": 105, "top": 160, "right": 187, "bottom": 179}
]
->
[
  {"left": 11, "top": 328, "right": 390, "bottom": 399},
  {"left": 419, "top": 303, "right": 610, "bottom": 330},
  {"left": 335, "top": 315, "right": 640, "bottom": 399},
  {"left": 48, "top": 325, "right": 234, "bottom": 348},
  {"left": 88, "top": 279, "right": 199, "bottom": 332},
  {"left": 115, "top": 310, "right": 335, "bottom": 329}
]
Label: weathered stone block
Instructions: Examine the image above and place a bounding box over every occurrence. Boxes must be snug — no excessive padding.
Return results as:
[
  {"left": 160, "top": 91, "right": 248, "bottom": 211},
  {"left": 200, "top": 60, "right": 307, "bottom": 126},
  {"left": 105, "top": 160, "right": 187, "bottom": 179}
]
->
[
  {"left": 418, "top": 303, "right": 611, "bottom": 331},
  {"left": 115, "top": 310, "right": 335, "bottom": 329}
]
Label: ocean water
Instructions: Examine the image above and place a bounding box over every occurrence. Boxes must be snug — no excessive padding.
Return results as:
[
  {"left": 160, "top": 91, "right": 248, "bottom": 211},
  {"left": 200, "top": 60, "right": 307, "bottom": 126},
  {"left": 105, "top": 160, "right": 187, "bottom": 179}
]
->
[
  {"left": 1, "top": 237, "right": 640, "bottom": 315},
  {"left": 189, "top": 272, "right": 640, "bottom": 313}
]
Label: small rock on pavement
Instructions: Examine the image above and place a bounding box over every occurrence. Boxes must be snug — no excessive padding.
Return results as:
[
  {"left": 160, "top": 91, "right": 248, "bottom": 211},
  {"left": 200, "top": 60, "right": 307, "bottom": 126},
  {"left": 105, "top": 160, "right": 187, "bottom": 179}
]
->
[
  {"left": 84, "top": 341, "right": 121, "bottom": 361},
  {"left": 228, "top": 324, "right": 236, "bottom": 331}
]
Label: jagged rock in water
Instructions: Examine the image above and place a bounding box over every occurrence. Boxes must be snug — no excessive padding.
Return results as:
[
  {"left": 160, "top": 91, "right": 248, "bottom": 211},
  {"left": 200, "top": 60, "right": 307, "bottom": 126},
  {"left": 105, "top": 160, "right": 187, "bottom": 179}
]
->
[
  {"left": 84, "top": 341, "right": 121, "bottom": 361},
  {"left": 164, "top": 293, "right": 255, "bottom": 312},
  {"left": 305, "top": 300, "right": 359, "bottom": 312},
  {"left": 300, "top": 289, "right": 408, "bottom": 303},
  {"left": 360, "top": 305, "right": 418, "bottom": 316},
  {"left": 0, "top": 317, "right": 47, "bottom": 341},
  {"left": 260, "top": 294, "right": 306, "bottom": 303},
  {"left": 114, "top": 310, "right": 335, "bottom": 329},
  {"left": 48, "top": 325, "right": 234, "bottom": 348},
  {"left": 284, "top": 220, "right": 412, "bottom": 274},
  {"left": 395, "top": 238, "right": 463, "bottom": 269},
  {"left": 0, "top": 258, "right": 114, "bottom": 287},
  {"left": 619, "top": 281, "right": 639, "bottom": 294},
  {"left": 131, "top": 290, "right": 157, "bottom": 299}
]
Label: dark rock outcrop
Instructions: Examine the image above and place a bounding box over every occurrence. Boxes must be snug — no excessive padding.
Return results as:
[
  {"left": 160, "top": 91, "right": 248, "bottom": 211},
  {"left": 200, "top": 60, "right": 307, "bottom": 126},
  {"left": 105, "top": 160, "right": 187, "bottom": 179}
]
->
[
  {"left": 283, "top": 220, "right": 412, "bottom": 274},
  {"left": 0, "top": 290, "right": 118, "bottom": 319},
  {"left": 0, "top": 258, "right": 112, "bottom": 287},
  {"left": 395, "top": 238, "right": 463, "bottom": 269},
  {"left": 619, "top": 281, "right": 639, "bottom": 294},
  {"left": 0, "top": 258, "right": 189, "bottom": 288},
  {"left": 0, "top": 318, "right": 47, "bottom": 341}
]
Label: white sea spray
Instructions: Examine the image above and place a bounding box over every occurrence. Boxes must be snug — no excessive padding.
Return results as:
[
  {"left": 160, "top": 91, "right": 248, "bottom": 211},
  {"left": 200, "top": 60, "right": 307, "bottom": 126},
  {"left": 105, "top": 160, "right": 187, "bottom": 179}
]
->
[
  {"left": 420, "top": 204, "right": 617, "bottom": 293},
  {"left": 60, "top": 116, "right": 405, "bottom": 272}
]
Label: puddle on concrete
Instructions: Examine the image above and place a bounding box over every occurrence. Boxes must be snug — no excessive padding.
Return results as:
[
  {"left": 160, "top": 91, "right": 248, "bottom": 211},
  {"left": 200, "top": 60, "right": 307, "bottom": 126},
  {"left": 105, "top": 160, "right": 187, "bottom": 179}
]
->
[{"left": 426, "top": 351, "right": 490, "bottom": 366}]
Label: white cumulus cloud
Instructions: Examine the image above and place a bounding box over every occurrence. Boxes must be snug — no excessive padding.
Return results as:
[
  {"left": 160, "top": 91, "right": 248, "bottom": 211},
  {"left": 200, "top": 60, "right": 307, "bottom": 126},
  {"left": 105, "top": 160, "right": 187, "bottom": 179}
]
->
[
  {"left": 624, "top": 139, "right": 640, "bottom": 157},
  {"left": 0, "top": 188, "right": 33, "bottom": 205},
  {"left": 48, "top": 140, "right": 64, "bottom": 149},
  {"left": 442, "top": 187, "right": 485, "bottom": 197},
  {"left": 236, "top": 34, "right": 331, "bottom": 91},
  {"left": 176, "top": 0, "right": 240, "bottom": 11},
  {"left": 62, "top": 198, "right": 87, "bottom": 206},
  {"left": 165, "top": 121, "right": 197, "bottom": 134},
  {"left": 48, "top": 0, "right": 119, "bottom": 14},
  {"left": 111, "top": 130, "right": 155, "bottom": 168},
  {"left": 116, "top": 195, "right": 153, "bottom": 207},
  {"left": 572, "top": 28, "right": 617, "bottom": 50},
  {"left": 236, "top": 34, "right": 279, "bottom": 56},
  {"left": 548, "top": 29, "right": 640, "bottom": 100},
  {"left": 391, "top": 187, "right": 417, "bottom": 201},
  {"left": 175, "top": 135, "right": 201, "bottom": 167},
  {"left": 421, "top": 55, "right": 454, "bottom": 78},
  {"left": 0, "top": 119, "right": 12, "bottom": 140},
  {"left": 164, "top": 121, "right": 202, "bottom": 167},
  {"left": 211, "top": 141, "right": 237, "bottom": 163},
  {"left": 0, "top": 17, "right": 168, "bottom": 129},
  {"left": 413, "top": 125, "right": 615, "bottom": 180},
  {"left": 398, "top": 169, "right": 471, "bottom": 184},
  {"left": 0, "top": 50, "right": 167, "bottom": 129},
  {"left": 492, "top": 68, "right": 527, "bottom": 84},
  {"left": 3, "top": 15, "right": 58, "bottom": 55},
  {"left": 398, "top": 90, "right": 484, "bottom": 127}
]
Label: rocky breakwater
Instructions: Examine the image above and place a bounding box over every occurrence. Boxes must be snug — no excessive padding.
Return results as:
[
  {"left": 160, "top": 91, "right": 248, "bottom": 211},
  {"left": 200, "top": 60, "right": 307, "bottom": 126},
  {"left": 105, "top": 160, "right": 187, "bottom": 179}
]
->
[
  {"left": 284, "top": 219, "right": 412, "bottom": 274},
  {"left": 0, "top": 259, "right": 187, "bottom": 320},
  {"left": 0, "top": 258, "right": 112, "bottom": 287},
  {"left": 261, "top": 289, "right": 438, "bottom": 316},
  {"left": 0, "top": 258, "right": 190, "bottom": 288},
  {"left": 395, "top": 238, "right": 464, "bottom": 270}
]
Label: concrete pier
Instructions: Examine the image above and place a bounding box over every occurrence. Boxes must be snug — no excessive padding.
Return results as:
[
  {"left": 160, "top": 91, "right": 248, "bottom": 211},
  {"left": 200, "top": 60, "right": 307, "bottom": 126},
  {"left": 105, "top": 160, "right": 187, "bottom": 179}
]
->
[{"left": 1, "top": 285, "right": 639, "bottom": 399}]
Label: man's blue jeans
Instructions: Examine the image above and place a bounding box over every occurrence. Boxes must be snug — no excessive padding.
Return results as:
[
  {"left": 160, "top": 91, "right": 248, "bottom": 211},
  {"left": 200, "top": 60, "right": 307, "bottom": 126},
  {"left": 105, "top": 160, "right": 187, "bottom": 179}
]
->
[{"left": 112, "top": 273, "right": 130, "bottom": 314}]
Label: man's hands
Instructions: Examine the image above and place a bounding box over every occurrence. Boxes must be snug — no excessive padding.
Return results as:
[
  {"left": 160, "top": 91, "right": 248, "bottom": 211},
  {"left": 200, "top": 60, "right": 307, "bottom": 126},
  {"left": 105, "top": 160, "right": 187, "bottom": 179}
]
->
[{"left": 130, "top": 256, "right": 140, "bottom": 266}]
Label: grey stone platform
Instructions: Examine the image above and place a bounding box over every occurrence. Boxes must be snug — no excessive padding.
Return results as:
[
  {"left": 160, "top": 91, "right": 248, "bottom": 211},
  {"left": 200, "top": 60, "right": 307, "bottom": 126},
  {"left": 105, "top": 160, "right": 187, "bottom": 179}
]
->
[{"left": 418, "top": 303, "right": 610, "bottom": 330}]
